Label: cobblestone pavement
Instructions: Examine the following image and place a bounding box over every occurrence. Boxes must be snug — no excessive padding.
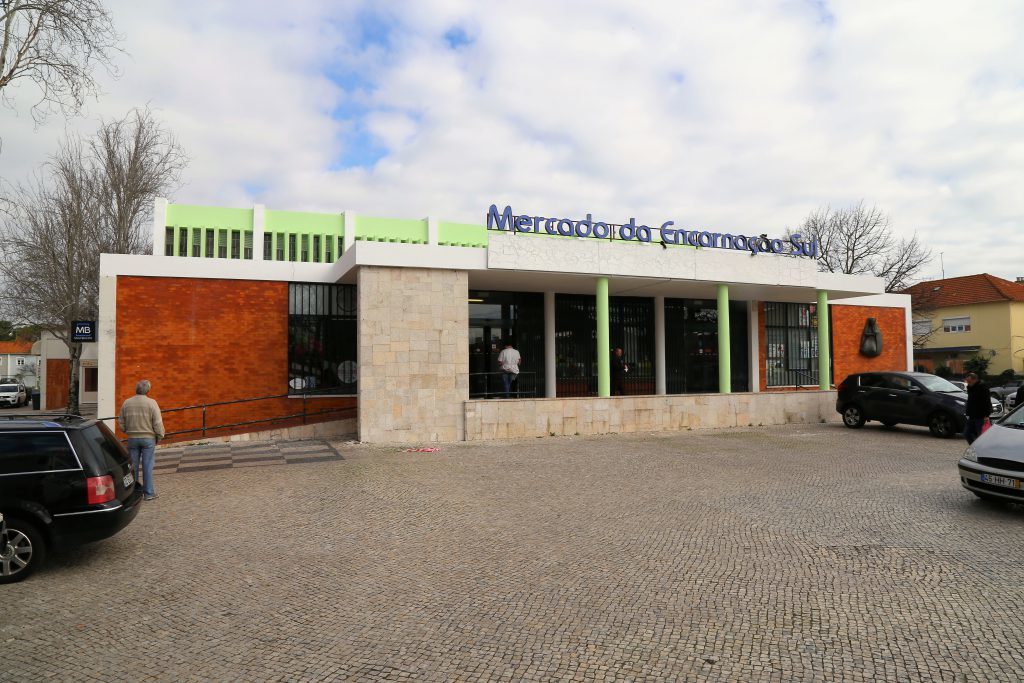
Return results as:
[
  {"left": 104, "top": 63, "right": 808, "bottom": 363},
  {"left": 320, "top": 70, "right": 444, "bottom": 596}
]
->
[
  {"left": 4, "top": 423, "right": 1024, "bottom": 681},
  {"left": 152, "top": 439, "right": 344, "bottom": 474}
]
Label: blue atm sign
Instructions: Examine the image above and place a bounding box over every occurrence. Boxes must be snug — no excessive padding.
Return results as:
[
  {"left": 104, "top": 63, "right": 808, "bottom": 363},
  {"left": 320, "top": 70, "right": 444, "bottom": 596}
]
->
[{"left": 71, "top": 321, "right": 96, "bottom": 343}]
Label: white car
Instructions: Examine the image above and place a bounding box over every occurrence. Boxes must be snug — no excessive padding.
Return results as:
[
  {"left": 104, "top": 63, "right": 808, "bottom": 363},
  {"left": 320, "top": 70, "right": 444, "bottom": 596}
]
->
[{"left": 0, "top": 383, "right": 28, "bottom": 408}]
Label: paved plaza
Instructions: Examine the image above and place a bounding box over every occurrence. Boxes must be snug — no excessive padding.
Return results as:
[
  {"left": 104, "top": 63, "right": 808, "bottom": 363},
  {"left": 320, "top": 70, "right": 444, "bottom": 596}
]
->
[{"left": 4, "top": 423, "right": 1024, "bottom": 681}]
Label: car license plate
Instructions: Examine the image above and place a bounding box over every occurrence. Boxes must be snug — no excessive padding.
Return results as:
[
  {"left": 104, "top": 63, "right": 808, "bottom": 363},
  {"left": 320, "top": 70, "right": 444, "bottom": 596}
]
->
[
  {"left": 123, "top": 472, "right": 134, "bottom": 488},
  {"left": 980, "top": 473, "right": 1021, "bottom": 489}
]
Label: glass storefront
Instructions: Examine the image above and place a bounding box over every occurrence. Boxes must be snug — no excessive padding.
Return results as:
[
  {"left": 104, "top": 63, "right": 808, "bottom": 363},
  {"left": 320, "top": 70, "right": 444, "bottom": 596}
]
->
[
  {"left": 468, "top": 291, "right": 544, "bottom": 398},
  {"left": 665, "top": 299, "right": 749, "bottom": 394},
  {"left": 555, "top": 294, "right": 656, "bottom": 397},
  {"left": 288, "top": 283, "right": 358, "bottom": 395}
]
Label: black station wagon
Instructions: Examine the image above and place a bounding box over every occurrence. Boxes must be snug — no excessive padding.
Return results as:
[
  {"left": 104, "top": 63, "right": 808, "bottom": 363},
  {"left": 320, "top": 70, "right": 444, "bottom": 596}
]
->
[{"left": 1, "top": 415, "right": 142, "bottom": 583}]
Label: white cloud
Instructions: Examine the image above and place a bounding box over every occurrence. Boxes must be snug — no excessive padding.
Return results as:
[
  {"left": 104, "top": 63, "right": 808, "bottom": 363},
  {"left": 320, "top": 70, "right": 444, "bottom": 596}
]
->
[{"left": 2, "top": 0, "right": 1023, "bottom": 281}]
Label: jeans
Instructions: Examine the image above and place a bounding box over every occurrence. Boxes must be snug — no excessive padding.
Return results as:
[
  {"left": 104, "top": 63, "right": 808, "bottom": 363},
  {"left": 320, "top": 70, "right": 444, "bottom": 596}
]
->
[
  {"left": 128, "top": 437, "right": 157, "bottom": 496},
  {"left": 964, "top": 418, "right": 986, "bottom": 445},
  {"left": 502, "top": 372, "right": 517, "bottom": 398}
]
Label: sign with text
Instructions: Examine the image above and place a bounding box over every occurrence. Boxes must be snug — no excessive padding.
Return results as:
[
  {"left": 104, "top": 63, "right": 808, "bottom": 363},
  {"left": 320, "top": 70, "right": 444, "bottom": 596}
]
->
[
  {"left": 71, "top": 321, "right": 96, "bottom": 343},
  {"left": 486, "top": 204, "right": 819, "bottom": 258}
]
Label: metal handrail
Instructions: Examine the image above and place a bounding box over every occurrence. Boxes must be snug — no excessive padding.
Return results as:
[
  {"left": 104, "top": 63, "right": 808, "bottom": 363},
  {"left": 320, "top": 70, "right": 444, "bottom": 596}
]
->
[
  {"left": 89, "top": 389, "right": 356, "bottom": 441},
  {"left": 469, "top": 371, "right": 538, "bottom": 399}
]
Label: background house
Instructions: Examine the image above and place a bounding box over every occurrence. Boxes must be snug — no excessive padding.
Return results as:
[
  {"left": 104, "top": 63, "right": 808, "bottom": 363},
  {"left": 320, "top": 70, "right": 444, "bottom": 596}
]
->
[
  {"left": 34, "top": 331, "right": 98, "bottom": 411},
  {"left": 904, "top": 274, "right": 1024, "bottom": 375},
  {"left": 0, "top": 339, "right": 40, "bottom": 389}
]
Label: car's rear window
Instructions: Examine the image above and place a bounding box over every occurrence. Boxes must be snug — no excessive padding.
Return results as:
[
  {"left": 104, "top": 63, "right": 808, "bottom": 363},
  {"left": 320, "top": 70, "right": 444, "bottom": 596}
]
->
[
  {"left": 74, "top": 423, "right": 130, "bottom": 472},
  {"left": 0, "top": 432, "right": 79, "bottom": 475}
]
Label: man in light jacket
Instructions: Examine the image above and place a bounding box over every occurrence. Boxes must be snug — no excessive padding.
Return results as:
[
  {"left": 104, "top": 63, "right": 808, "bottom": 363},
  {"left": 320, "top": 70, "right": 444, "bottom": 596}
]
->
[{"left": 118, "top": 380, "right": 166, "bottom": 501}]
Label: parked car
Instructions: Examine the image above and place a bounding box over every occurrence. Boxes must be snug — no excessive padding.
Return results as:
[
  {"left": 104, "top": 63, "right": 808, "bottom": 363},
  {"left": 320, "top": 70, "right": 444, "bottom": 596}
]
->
[
  {"left": 990, "top": 379, "right": 1024, "bottom": 402},
  {"left": 958, "top": 404, "right": 1024, "bottom": 503},
  {"left": 949, "top": 380, "right": 967, "bottom": 392},
  {"left": 0, "top": 383, "right": 28, "bottom": 408},
  {"left": 0, "top": 415, "right": 142, "bottom": 583},
  {"left": 836, "top": 371, "right": 1003, "bottom": 438}
]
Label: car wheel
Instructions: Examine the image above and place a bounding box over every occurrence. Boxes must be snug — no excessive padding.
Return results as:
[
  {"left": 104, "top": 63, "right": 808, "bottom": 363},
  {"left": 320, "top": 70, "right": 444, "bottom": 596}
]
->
[
  {"left": 0, "top": 516, "right": 46, "bottom": 584},
  {"left": 928, "top": 412, "right": 955, "bottom": 438},
  {"left": 842, "top": 405, "right": 866, "bottom": 428}
]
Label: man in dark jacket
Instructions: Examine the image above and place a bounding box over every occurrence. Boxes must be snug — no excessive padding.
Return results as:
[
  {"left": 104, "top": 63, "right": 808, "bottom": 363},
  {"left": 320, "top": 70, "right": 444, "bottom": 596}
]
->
[
  {"left": 964, "top": 373, "right": 992, "bottom": 444},
  {"left": 610, "top": 347, "right": 627, "bottom": 396}
]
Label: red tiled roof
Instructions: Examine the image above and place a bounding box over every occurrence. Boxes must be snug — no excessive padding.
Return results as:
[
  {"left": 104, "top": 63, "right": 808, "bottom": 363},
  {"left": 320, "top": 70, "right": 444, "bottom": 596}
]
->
[
  {"left": 0, "top": 340, "right": 33, "bottom": 354},
  {"left": 901, "top": 273, "right": 1024, "bottom": 309}
]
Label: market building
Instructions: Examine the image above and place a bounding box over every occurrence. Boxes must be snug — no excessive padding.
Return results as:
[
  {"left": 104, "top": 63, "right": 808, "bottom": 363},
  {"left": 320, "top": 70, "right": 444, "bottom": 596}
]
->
[{"left": 96, "top": 200, "right": 913, "bottom": 443}]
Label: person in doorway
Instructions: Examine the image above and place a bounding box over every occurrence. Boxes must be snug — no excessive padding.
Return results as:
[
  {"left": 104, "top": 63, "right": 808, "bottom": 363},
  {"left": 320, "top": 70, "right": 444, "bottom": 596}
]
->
[
  {"left": 963, "top": 373, "right": 992, "bottom": 445},
  {"left": 611, "top": 347, "right": 628, "bottom": 396},
  {"left": 497, "top": 340, "right": 521, "bottom": 398},
  {"left": 118, "top": 379, "right": 166, "bottom": 501}
]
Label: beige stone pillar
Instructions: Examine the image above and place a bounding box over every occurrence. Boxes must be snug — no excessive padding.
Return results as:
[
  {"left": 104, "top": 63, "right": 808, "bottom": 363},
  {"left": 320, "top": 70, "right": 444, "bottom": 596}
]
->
[{"left": 357, "top": 266, "right": 469, "bottom": 443}]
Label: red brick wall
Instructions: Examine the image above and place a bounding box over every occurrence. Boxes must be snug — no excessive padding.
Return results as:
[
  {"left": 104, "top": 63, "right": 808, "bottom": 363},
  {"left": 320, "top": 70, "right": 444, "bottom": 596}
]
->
[
  {"left": 115, "top": 277, "right": 356, "bottom": 442},
  {"left": 757, "top": 303, "right": 908, "bottom": 390},
  {"left": 46, "top": 359, "right": 70, "bottom": 410},
  {"left": 830, "top": 304, "right": 908, "bottom": 383}
]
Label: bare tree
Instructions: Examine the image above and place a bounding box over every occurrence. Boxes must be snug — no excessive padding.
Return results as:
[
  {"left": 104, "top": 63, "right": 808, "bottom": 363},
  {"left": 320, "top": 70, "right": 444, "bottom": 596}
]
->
[
  {"left": 799, "top": 201, "right": 933, "bottom": 292},
  {"left": 0, "top": 0, "right": 120, "bottom": 125},
  {"left": 0, "top": 107, "right": 186, "bottom": 414}
]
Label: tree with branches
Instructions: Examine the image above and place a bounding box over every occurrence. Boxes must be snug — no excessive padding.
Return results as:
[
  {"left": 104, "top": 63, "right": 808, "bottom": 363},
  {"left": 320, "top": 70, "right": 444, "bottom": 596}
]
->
[
  {"left": 0, "top": 0, "right": 120, "bottom": 126},
  {"left": 798, "top": 201, "right": 933, "bottom": 293},
  {"left": 0, "top": 107, "right": 186, "bottom": 413}
]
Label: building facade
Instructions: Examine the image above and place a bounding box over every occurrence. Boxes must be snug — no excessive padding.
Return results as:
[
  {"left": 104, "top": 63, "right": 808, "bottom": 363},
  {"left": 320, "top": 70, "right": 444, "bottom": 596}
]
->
[
  {"left": 96, "top": 200, "right": 913, "bottom": 443},
  {"left": 904, "top": 274, "right": 1024, "bottom": 375},
  {"left": 0, "top": 339, "right": 39, "bottom": 388}
]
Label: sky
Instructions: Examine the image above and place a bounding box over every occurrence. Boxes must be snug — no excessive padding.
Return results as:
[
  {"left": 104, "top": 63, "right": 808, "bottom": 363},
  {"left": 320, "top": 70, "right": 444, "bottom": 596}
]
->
[{"left": 1, "top": 0, "right": 1023, "bottom": 282}]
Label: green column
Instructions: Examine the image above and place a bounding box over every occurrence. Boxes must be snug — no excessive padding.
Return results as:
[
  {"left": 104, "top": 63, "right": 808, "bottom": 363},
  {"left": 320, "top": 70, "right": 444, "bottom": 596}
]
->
[
  {"left": 817, "top": 289, "right": 830, "bottom": 390},
  {"left": 597, "top": 277, "right": 610, "bottom": 397},
  {"left": 717, "top": 284, "right": 731, "bottom": 393}
]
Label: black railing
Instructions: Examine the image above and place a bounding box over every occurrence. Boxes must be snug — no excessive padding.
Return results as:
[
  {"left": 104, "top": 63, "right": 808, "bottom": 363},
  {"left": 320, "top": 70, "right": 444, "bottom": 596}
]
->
[
  {"left": 95, "top": 389, "right": 356, "bottom": 441},
  {"left": 469, "top": 371, "right": 538, "bottom": 399}
]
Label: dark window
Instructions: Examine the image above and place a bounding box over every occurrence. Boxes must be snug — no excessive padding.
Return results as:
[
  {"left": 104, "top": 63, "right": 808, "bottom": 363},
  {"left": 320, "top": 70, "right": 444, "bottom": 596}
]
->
[
  {"left": 313, "top": 235, "right": 321, "bottom": 263},
  {"left": 76, "top": 424, "right": 128, "bottom": 471},
  {"left": 276, "top": 233, "right": 285, "bottom": 261},
  {"left": 164, "top": 227, "right": 174, "bottom": 256},
  {"left": 83, "top": 367, "right": 98, "bottom": 392},
  {"left": 288, "top": 234, "right": 297, "bottom": 262},
  {"left": 886, "top": 375, "right": 915, "bottom": 391},
  {"left": 554, "top": 294, "right": 655, "bottom": 397},
  {"left": 325, "top": 237, "right": 333, "bottom": 263},
  {"left": 300, "top": 234, "right": 309, "bottom": 262},
  {"left": 205, "top": 229, "right": 215, "bottom": 258},
  {"left": 263, "top": 234, "right": 273, "bottom": 260},
  {"left": 859, "top": 374, "right": 885, "bottom": 388},
  {"left": 178, "top": 228, "right": 188, "bottom": 257},
  {"left": 288, "top": 284, "right": 357, "bottom": 395},
  {"left": 231, "top": 230, "right": 241, "bottom": 259},
  {"left": 0, "top": 432, "right": 79, "bottom": 475},
  {"left": 338, "top": 236, "right": 344, "bottom": 258},
  {"left": 243, "top": 232, "right": 253, "bottom": 260},
  {"left": 765, "top": 302, "right": 823, "bottom": 387},
  {"left": 469, "top": 291, "right": 544, "bottom": 399},
  {"left": 218, "top": 230, "right": 228, "bottom": 258},
  {"left": 192, "top": 229, "right": 201, "bottom": 257},
  {"left": 665, "top": 299, "right": 749, "bottom": 394}
]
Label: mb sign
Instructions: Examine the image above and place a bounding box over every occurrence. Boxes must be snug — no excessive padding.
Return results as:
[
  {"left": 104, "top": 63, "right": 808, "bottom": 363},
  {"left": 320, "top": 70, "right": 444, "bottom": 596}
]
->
[{"left": 71, "top": 321, "right": 96, "bottom": 343}]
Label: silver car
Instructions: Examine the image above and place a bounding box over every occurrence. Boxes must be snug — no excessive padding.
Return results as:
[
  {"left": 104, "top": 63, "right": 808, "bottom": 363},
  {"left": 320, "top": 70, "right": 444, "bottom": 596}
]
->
[
  {"left": 959, "top": 405, "right": 1024, "bottom": 503},
  {"left": 0, "top": 383, "right": 28, "bottom": 408}
]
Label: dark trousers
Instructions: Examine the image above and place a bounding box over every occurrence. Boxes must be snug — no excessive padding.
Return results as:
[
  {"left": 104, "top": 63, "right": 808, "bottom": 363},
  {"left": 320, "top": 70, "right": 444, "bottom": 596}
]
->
[
  {"left": 612, "top": 376, "right": 625, "bottom": 396},
  {"left": 964, "top": 417, "right": 986, "bottom": 444}
]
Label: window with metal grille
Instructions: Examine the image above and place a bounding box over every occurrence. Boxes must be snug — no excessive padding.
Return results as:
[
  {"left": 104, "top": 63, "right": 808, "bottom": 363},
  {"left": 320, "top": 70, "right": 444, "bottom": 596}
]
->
[
  {"left": 288, "top": 283, "right": 357, "bottom": 395},
  {"left": 178, "top": 228, "right": 188, "bottom": 257},
  {"left": 664, "top": 299, "right": 749, "bottom": 394},
  {"left": 325, "top": 237, "right": 333, "bottom": 263},
  {"left": 288, "top": 234, "right": 297, "bottom": 262},
  {"left": 313, "top": 235, "right": 321, "bottom": 262},
  {"left": 554, "top": 294, "right": 655, "bottom": 397},
  {"left": 942, "top": 316, "right": 970, "bottom": 333},
  {"left": 263, "top": 234, "right": 272, "bottom": 260},
  {"left": 300, "top": 234, "right": 309, "bottom": 262},
  {"left": 276, "top": 233, "right": 285, "bottom": 261},
  {"left": 231, "top": 230, "right": 240, "bottom": 259},
  {"left": 218, "top": 230, "right": 228, "bottom": 258},
  {"left": 192, "top": 229, "right": 201, "bottom": 257},
  {"left": 764, "top": 302, "right": 823, "bottom": 387},
  {"left": 205, "top": 229, "right": 215, "bottom": 257},
  {"left": 912, "top": 319, "right": 932, "bottom": 336},
  {"left": 338, "top": 236, "right": 344, "bottom": 258},
  {"left": 243, "top": 232, "right": 253, "bottom": 259},
  {"left": 164, "top": 227, "right": 174, "bottom": 256}
]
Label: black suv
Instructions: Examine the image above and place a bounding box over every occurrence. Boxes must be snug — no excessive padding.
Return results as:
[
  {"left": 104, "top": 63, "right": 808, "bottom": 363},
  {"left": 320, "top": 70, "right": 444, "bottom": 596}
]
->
[
  {"left": 1, "top": 415, "right": 142, "bottom": 583},
  {"left": 836, "top": 371, "right": 995, "bottom": 438}
]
